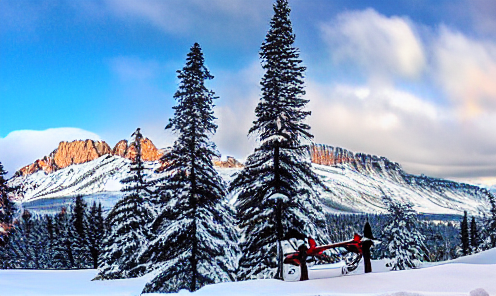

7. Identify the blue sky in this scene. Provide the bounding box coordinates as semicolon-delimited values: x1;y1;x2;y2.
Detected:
1;0;496;185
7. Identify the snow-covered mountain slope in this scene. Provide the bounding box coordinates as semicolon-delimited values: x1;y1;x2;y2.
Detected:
8;151;491;216
314;164;489;215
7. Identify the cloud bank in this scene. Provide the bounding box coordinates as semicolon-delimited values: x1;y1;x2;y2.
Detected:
320;9;426;81
308;8;496;183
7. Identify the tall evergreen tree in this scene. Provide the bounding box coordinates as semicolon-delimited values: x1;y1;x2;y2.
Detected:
7;210;38;269
230;0;327;280
460;211;469;256
382;196;427;270
98;128;153;279
71;195;91;267
52;207;77;269
141;43;237;294
0;161;15;246
87;201;105;269
470;216;479;253
27;214;54;269
72;195;87;240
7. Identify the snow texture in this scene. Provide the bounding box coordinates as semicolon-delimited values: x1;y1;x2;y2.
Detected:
1;247;496;295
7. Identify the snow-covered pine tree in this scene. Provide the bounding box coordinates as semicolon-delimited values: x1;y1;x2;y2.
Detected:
98;128;153;279
5;210;36;268
460;211;469;256
230;0;327;280
2;214;56;269
87;201;105;269
141;43;237;294
71;195;91;268
28;214;54;269
470;216;479;254
52;207;77;269
0;161;15;247
42;214;56;268
382;196;427;270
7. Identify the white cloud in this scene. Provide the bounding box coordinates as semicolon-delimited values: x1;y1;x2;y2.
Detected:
306;82;496;180
433;26;496;118
211;61;262;160
314;9;496;182
320;8;426;81
0;128;101;178
101;0;268;36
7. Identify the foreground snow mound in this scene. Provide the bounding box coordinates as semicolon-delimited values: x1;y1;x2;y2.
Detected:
450;247;496;264
0;269;153;296
2;249;496;296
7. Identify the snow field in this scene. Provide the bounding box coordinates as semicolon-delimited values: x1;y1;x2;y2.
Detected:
2;248;496;296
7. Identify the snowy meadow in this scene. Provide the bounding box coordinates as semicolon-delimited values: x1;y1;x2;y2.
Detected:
0;249;496;296
1;248;495;296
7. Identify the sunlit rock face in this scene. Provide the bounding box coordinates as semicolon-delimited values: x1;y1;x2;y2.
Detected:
16;138;163;176
213;156;244;168
54;140;109;169
125;138;163;162
112;140;128;158
310;144;402;176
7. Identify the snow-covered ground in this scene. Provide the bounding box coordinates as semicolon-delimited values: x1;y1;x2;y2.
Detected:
2;248;496;296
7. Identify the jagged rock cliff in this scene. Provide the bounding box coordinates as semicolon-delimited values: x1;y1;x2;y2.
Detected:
17;138;162;177
310;144;401;175
16;137;241;177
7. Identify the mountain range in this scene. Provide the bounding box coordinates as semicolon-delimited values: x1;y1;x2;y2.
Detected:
7;138;492;216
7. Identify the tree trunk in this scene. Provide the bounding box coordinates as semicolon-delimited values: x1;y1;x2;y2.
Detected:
274;143;284;280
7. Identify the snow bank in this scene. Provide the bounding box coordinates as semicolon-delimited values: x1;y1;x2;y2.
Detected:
450;248;496;265
0;269;152;296
2;248;496;296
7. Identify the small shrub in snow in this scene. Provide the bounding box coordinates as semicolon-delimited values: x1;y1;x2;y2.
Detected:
381;195;427;270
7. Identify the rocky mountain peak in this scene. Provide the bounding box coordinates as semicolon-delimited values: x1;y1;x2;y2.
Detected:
16;138;163;177
213;156;244;168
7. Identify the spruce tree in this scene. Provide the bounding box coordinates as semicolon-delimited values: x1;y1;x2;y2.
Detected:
28;214;53;269
470;216;479;253
141;43;237;294
87;201;105;269
52;207;77;269
72;195;87;240
230;0;327;280
0;161;15;246
460;211;469;256
7;210;37;268
71;195;91;267
382;196;427;270
98;128;153;279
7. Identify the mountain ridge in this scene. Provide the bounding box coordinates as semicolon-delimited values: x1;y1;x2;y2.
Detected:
15;138;163;177
7;140;492;216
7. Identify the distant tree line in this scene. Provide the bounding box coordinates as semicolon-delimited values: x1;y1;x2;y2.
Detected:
0;196;105;269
